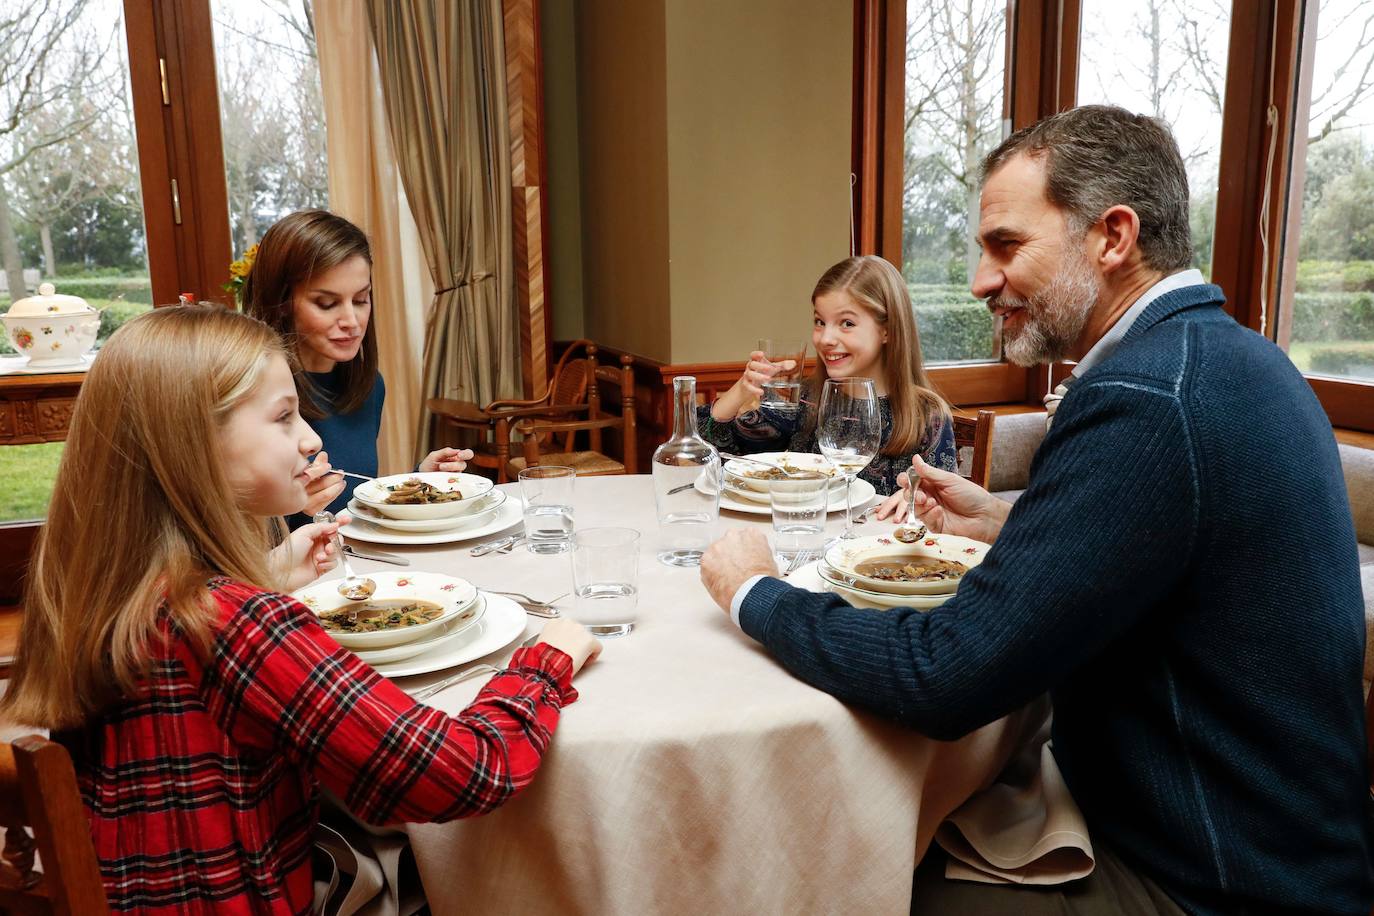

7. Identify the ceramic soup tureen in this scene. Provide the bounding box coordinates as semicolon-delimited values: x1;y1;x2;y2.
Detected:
2;283;101;369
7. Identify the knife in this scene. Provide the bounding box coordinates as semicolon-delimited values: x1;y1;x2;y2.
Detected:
470;534;518;557
341;544;410;566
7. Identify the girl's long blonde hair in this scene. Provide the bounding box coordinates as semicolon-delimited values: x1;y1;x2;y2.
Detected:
808;256;949;457
1;306;287;729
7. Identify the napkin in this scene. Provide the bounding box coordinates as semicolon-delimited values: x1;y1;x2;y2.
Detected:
934;713;1095;884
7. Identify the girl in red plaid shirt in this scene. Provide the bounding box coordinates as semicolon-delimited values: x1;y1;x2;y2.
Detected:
1;305;601;914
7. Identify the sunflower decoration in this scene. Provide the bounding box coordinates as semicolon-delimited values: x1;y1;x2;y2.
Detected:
224;244;258;304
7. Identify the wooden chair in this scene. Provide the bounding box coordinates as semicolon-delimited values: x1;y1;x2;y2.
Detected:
427;340;602;483
509;352;638;478
0;735;109;915
952;409;996;489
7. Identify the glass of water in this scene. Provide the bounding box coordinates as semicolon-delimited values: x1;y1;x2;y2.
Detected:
569;527;640;638
758;338;807;412
518;465;575;555
769;470;829;570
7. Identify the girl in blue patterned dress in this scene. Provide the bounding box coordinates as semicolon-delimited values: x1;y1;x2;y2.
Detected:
698;255;957;496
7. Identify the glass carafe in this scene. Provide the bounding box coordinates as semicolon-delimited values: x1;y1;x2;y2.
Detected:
652;376;720;566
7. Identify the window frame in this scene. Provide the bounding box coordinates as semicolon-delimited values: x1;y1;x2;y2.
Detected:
859;0;1374;430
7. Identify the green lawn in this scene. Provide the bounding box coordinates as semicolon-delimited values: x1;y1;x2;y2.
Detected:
1287;339;1374;375
0;442;63;523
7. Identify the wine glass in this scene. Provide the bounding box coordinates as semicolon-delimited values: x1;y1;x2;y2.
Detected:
817;377;880;540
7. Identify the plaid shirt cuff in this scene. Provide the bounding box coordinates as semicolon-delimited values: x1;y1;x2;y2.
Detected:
507;643;579;705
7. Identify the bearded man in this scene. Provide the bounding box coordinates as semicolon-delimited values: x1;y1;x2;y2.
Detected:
699;105;1373;913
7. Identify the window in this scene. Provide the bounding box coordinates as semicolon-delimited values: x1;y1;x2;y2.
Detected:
0;0;153;524
901;0;1009;364
1285;0;1374;382
1077;0;1232;278
211;0;329;261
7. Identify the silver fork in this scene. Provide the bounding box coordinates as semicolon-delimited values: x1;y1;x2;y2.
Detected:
409;633;542;701
482;589;566;617
781;549;820;576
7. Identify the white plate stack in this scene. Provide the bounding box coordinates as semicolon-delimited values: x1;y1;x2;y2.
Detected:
294;570;487;666
806;533;991;610
342;472;523;546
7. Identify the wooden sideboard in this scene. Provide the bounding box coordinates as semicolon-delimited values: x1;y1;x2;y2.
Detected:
0;371;85;445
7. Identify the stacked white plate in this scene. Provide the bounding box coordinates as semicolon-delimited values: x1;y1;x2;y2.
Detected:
294;570;488;666
803;532;991;610
342;472;521;546
700;452;878;515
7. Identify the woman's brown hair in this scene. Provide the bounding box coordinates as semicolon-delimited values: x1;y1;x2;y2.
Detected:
241;209;378;418
807;255;949;457
0;306;287;729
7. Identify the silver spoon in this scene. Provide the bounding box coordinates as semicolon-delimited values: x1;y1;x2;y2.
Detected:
894;464;926;543
313;510;377;600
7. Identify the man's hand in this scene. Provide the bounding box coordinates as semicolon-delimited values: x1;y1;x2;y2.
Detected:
902;454;1012;544
700;529;779;615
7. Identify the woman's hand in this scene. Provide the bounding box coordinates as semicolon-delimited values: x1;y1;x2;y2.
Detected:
271;517;347;592
533;618;603;676
420;447;475;474
302;451;346;517
710;350;796;422
896;454;1012;544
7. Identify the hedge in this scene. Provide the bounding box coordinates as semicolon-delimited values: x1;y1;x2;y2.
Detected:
1290;291;1374;342
1294;260;1374;293
910;287;995;362
1308;346;1374;379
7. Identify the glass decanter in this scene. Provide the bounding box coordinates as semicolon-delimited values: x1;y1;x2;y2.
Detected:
652;376;721;567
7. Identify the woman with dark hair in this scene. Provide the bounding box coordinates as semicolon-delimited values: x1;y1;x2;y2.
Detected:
243;209;469;520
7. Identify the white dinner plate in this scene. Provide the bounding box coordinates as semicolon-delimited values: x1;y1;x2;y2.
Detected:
346;490;506;533
697;473;877;516
823;532;989;595
294;570;479;650
368;593;527;679
352;594;488;665
792;561;953;611
341;497;522;546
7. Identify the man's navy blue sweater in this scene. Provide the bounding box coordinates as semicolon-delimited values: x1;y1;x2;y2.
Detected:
739;285;1374;913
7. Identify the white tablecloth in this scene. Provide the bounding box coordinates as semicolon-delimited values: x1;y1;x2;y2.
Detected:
335;475;1074;915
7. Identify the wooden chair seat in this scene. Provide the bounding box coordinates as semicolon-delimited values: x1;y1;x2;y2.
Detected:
506;451;626;478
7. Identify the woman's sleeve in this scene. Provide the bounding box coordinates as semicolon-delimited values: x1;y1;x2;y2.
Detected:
197;584;577;826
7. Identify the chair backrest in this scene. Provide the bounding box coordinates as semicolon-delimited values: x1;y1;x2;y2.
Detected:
586;355;638;473
545;341;599;453
952;409;995;489
0;735;109;915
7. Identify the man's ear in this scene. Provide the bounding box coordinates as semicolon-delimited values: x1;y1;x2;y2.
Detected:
1095;204;1141;275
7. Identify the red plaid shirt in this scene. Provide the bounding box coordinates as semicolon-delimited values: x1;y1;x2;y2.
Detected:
55;577;577;914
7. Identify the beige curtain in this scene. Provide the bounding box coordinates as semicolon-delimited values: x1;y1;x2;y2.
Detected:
316;0;434;474
365;0;521;458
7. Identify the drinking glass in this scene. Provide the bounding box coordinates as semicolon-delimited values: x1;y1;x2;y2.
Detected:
518;466;575;554
758;338;807;412
569;527;640;638
768;470;829;569
817;377;880;540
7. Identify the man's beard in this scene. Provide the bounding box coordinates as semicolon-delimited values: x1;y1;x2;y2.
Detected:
993;247;1101;367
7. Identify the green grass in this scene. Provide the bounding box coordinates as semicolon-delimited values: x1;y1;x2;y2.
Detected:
0;442;64;523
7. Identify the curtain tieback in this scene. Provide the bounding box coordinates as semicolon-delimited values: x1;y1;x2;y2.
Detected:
434;271;494;295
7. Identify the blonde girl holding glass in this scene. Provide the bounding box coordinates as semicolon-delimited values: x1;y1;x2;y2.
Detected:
0;305;599;914
700;255;957;496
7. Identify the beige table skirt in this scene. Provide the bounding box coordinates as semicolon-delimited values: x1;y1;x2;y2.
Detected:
330;475;1088;915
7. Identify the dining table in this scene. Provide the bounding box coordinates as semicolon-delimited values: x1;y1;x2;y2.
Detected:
328;473;1065;916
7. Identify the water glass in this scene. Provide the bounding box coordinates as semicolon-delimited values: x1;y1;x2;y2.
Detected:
519;466;575;555
758;338;807;411
569;527;640;638
769;471;829;569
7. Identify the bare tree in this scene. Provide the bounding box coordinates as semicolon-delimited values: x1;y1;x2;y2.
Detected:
0;0;109;298
903;0;1005;282
1307;4;1374;145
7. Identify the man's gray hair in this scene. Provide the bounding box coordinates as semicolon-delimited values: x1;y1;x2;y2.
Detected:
980;105;1192;272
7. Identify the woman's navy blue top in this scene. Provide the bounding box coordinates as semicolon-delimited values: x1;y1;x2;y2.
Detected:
287;367;384;528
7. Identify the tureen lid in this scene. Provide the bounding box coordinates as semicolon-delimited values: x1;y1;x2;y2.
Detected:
5;282;94;317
